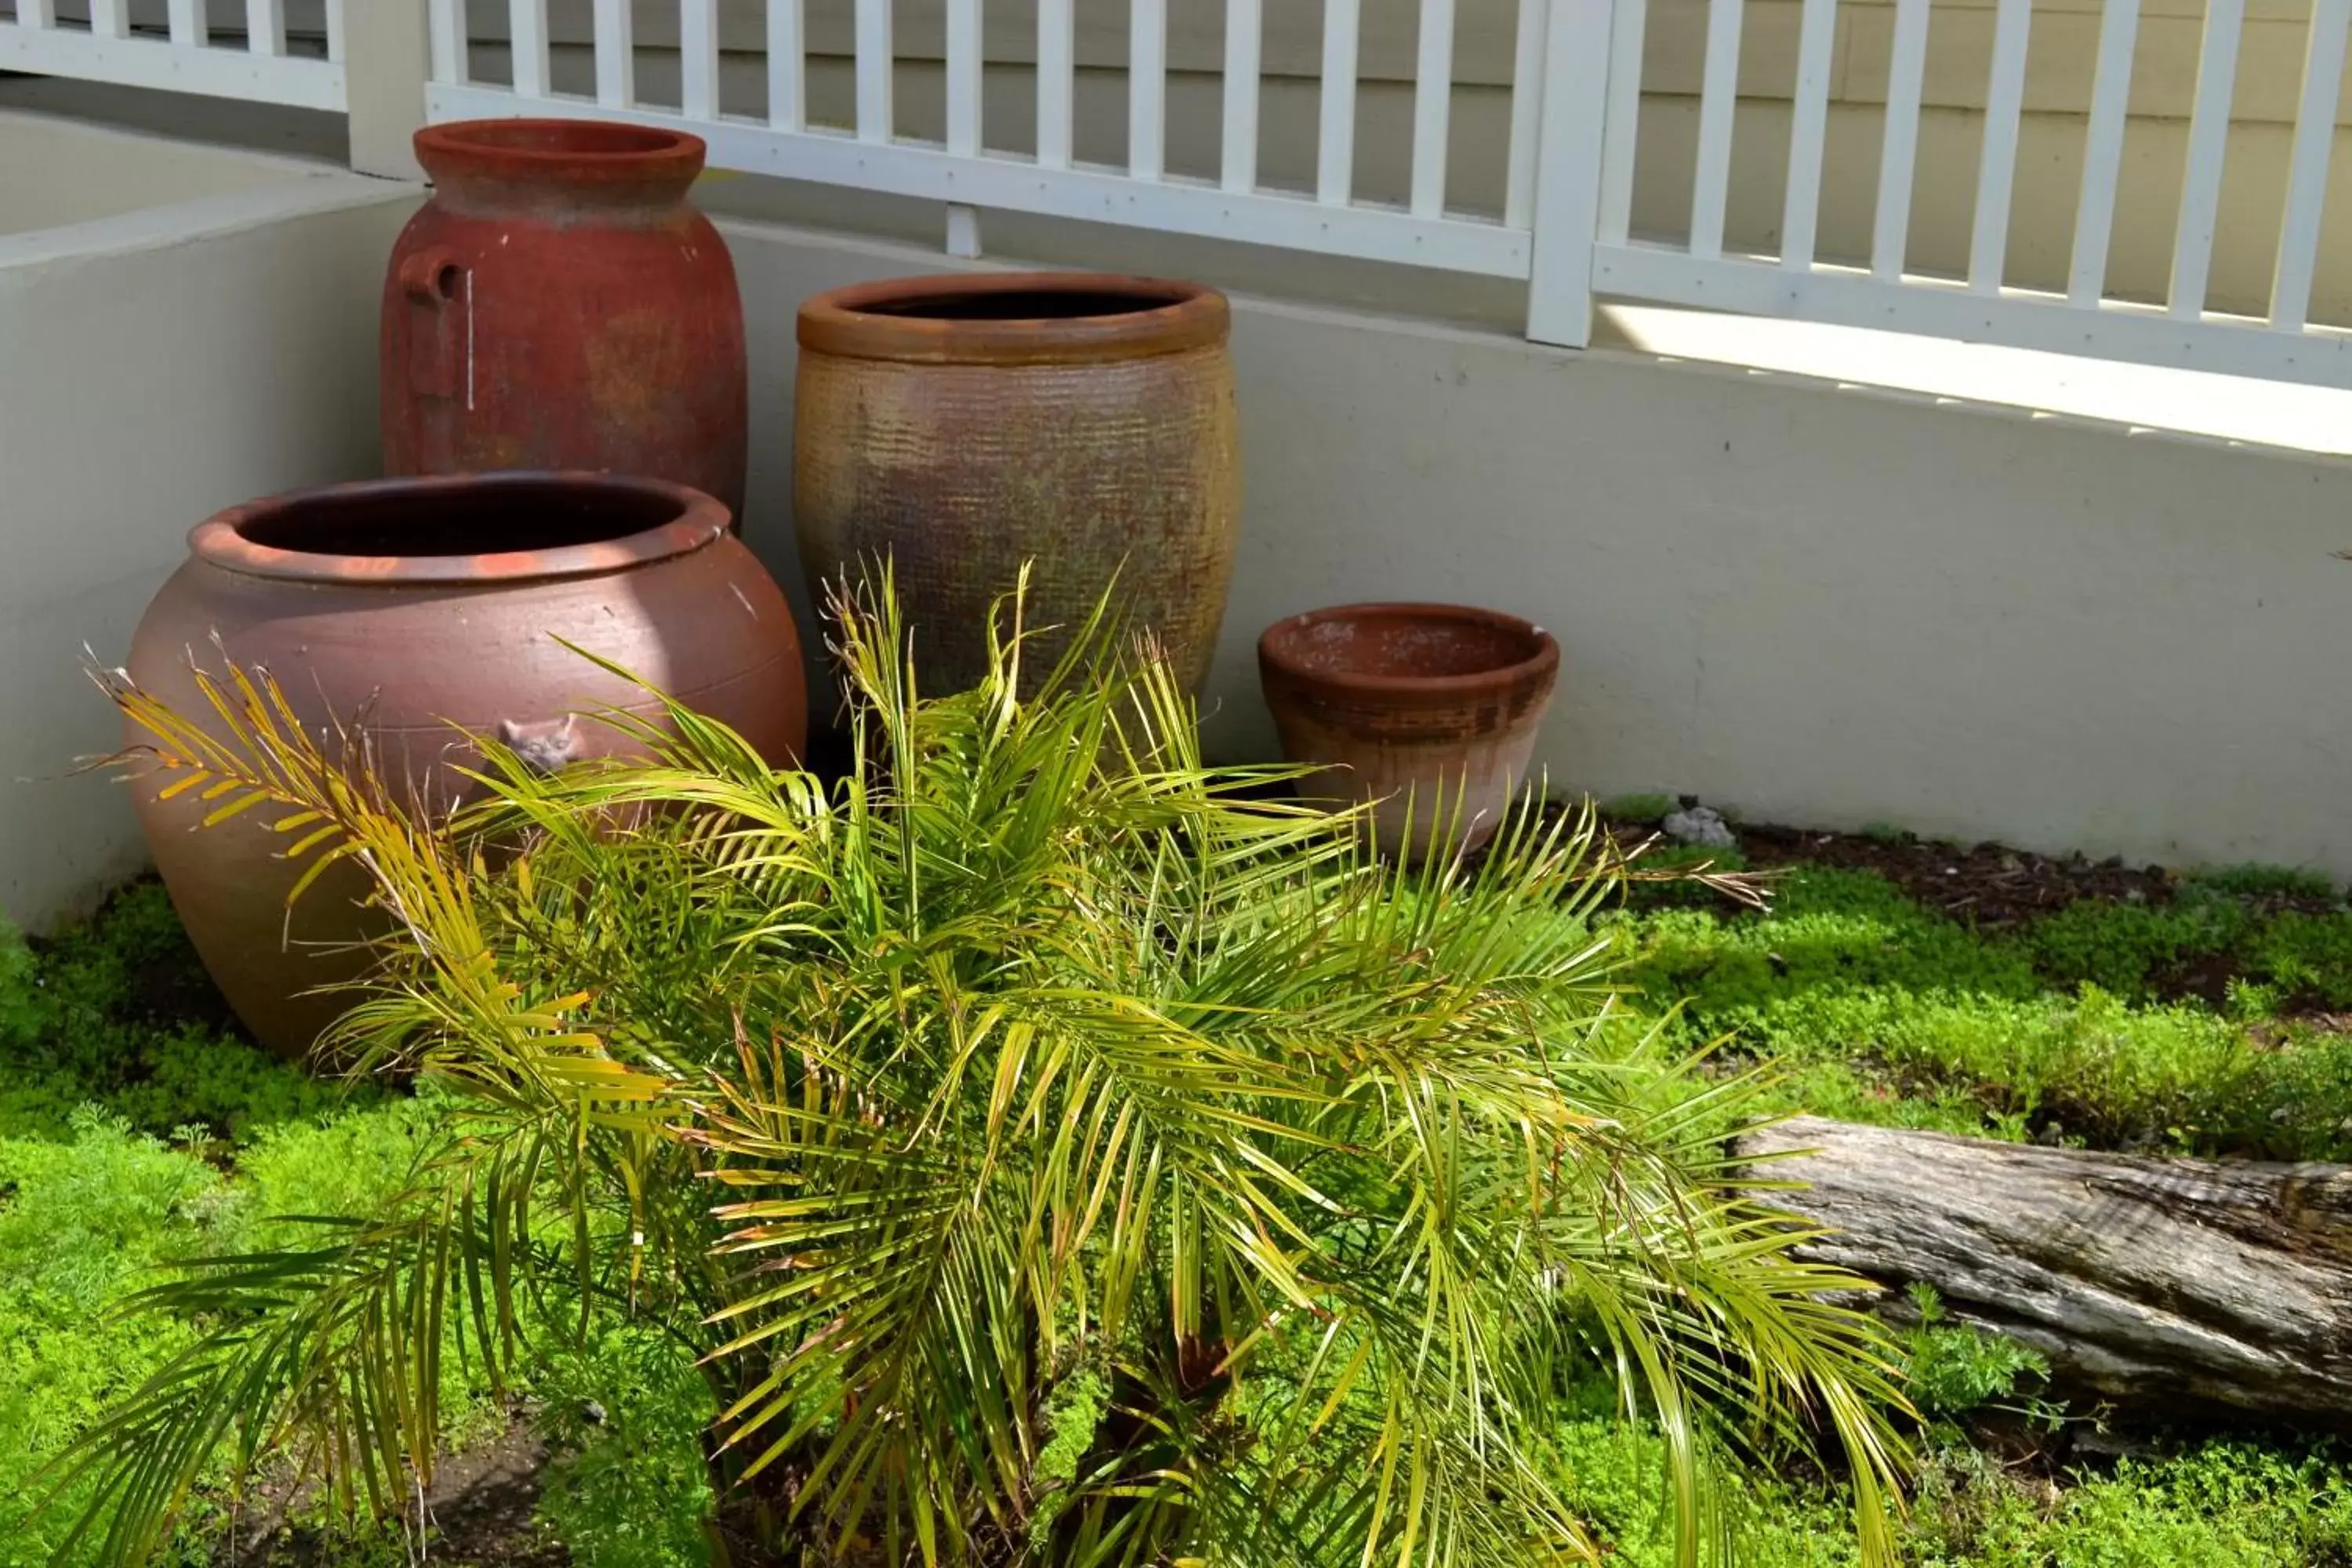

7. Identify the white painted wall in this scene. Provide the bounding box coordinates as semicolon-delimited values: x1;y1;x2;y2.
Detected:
0;112;337;234
11;90;2345;897
720;217;2352;877
0;110;418;931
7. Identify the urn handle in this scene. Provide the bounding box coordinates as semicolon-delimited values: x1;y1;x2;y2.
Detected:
397;246;466;401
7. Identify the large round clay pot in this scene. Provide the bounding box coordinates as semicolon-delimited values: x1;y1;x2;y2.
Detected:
1258;604;1559;860
125;473;806;1060
793;272;1241;695
383;120;748;518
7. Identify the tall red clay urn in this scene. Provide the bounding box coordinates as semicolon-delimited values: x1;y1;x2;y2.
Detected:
382;119;748;517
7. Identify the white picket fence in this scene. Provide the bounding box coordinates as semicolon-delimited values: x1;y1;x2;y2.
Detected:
11;0;2352;388
1591;0;2352;386
422;1;1574;291
0;0;346;111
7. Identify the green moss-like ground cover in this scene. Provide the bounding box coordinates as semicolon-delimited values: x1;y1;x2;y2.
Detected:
5;857;2349;1566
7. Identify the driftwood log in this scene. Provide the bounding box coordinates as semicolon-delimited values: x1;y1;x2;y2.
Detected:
1737;1116;2352;1421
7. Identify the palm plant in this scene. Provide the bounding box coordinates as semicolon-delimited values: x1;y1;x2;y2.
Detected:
67;574;1910;1567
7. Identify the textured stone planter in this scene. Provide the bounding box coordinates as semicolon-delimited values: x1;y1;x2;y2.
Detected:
793;271;1240;695
1258;603;1559;858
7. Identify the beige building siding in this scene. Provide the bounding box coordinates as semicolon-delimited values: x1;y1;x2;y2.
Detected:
63;0;2343;318
435;0;2352;324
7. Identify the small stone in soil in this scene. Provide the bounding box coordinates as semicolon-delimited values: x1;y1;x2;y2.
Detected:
1664;804;1737;849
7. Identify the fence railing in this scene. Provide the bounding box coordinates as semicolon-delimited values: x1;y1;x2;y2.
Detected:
12;0;2352;390
1592;0;2352;388
423;0;1568;289
0;0;345;111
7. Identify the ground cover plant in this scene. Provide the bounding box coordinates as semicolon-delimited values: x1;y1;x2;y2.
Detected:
1596;810;2352;1160
62;580;1914;1568
9;875;2350;1566
4;608;2350;1563
0;881;494;1568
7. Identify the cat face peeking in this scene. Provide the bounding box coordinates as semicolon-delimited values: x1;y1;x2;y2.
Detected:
498;713;584;774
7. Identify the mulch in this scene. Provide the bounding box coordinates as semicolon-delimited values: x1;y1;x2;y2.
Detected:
1603;808;2352;1022
1729;823;2178;933
1602;810;2343;935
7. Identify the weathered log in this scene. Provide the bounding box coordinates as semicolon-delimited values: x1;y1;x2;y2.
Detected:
1737;1116;2352;1421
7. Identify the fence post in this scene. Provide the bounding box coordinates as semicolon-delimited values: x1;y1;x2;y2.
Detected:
343;0;433;180
1526;0;1617;347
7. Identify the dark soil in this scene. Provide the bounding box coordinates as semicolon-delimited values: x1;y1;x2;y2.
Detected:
1730;823;2181;933
121;942;244;1040
1701;818;2342;933
1603;808;2350;1019
30;875;245;1036
214;1414;563;1567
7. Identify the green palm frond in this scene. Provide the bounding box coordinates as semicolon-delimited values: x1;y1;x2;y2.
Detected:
72;572;1911;1567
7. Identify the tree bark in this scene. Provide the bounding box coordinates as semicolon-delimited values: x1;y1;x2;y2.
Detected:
1737;1116;2352;1421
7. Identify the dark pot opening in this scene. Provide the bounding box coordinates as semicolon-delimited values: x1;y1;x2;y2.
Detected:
238;477;681;558
1264;607;1554;685
798;271;1229;363
858;287;1184;323
426;121;692;160
414;119;707;209
194;474;729;586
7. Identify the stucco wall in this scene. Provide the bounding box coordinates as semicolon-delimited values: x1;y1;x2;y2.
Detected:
0;112;336;235
11;98;2343;902
0;110;418;931
720;216;2352;876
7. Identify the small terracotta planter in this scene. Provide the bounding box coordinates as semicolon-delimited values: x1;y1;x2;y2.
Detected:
1258;604;1559;858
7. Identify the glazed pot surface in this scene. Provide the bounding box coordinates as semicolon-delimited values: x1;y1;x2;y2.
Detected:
383;120;749;519
794;271;1240;697
1258;604;1560;859
126;473;806;1058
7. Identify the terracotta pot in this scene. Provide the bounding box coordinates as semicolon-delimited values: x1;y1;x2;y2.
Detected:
1258;604;1560;859
793;272;1240;695
383;120;748;518
126;473;806;1060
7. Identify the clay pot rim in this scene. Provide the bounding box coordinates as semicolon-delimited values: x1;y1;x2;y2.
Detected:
1258;603;1562;705
413;118;706;190
797;272;1229;365
189;472;733;587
